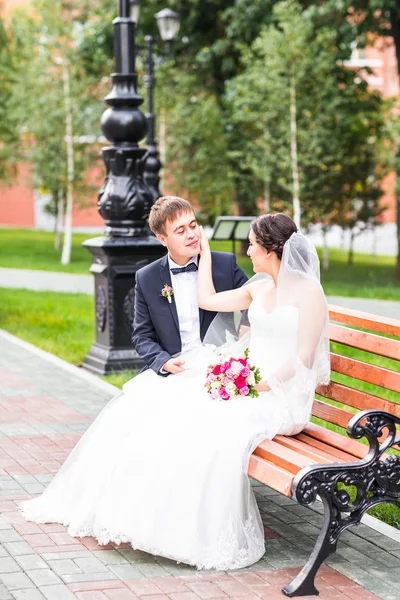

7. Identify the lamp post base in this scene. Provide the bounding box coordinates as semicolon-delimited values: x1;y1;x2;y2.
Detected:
82;235;166;375
82;342;144;375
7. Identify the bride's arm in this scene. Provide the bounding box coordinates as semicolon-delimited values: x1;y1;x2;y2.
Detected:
198;227;252;312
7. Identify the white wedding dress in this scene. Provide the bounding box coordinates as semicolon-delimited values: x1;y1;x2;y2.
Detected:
21;299;316;571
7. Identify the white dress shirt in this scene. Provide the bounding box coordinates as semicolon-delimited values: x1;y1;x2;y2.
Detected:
168;254;201;353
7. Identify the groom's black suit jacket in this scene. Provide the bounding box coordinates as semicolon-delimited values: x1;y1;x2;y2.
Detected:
132;251;248;375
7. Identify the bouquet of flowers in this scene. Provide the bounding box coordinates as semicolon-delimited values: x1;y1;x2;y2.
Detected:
205;348;262;400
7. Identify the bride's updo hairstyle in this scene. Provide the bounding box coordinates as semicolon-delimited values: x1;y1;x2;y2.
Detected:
251;213;297;260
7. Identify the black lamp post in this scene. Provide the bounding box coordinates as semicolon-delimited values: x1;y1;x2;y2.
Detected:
132;4;180;202
81;0;166;375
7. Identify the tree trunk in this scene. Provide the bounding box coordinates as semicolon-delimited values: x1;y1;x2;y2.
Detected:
340;228;346;251
371;226;377;265
54;189;64;251
289;66;301;229
60;59;74;266
322;229;329;270
348;230;355;266
235;170;258;256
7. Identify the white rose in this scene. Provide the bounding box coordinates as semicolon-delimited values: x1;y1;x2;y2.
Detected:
211;381;222;389
225;381;236;391
247;373;255;386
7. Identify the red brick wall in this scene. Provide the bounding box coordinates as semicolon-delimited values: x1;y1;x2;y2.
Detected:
0;163;35;227
72;165;104;227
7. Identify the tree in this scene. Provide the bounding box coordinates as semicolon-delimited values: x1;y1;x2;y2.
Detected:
156;65;235;222
7;0;108;262
0;18;19;182
226;0;386;248
304;0;400;276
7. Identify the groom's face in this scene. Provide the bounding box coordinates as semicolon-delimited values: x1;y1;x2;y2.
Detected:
157;210;201;264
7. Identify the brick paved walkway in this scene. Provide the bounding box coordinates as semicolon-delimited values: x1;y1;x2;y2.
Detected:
0;331;399;600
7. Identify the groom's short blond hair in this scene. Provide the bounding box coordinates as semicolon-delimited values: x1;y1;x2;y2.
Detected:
149;196;194;235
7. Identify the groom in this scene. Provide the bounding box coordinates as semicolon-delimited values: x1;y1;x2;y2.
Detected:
133;196;248;376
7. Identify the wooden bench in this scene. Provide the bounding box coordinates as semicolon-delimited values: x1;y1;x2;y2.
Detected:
248;305;400;597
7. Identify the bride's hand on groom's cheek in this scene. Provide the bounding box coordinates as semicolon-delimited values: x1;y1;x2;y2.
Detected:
162;358;186;375
199;226;211;258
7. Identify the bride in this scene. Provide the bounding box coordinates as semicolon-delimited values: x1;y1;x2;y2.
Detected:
20;213;330;571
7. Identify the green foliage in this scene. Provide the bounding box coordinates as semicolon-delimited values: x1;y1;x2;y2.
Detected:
226;0;387;230
157;65;235;222
0;18;19;181
6;0;109;214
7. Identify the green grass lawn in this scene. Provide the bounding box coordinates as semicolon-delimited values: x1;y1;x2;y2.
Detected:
0;287;94;365
1;228;400;300
0;228;92;274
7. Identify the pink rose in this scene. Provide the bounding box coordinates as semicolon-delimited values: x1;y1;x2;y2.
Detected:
230;361;243;375
207;373;216;383
239;386;250;396
240;367;250;378
226;369;234;379
238;358;247;366
221;362;231;373
235;376;247;390
219;387;230;401
222;377;230;385
213;365;221;375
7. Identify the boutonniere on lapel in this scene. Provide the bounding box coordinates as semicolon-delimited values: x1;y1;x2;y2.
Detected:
161;284;174;304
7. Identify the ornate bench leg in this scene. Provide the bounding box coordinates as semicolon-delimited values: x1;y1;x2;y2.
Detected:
282;495;336;597
282;409;400;597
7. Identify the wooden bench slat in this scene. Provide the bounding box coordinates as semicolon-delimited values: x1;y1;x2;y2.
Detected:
330;353;400;393
316;382;400;417
294;432;364;463
248;454;294;496
312;398;354;428
329;305;400;337
329;323;400;361
274;434;355;464
253;440;317;473
303;422;369;460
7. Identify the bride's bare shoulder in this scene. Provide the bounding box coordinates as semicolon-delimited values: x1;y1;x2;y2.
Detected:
247;279;274;299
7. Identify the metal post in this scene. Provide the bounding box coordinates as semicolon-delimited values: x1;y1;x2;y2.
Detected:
143;35;162;202
82;0;166;375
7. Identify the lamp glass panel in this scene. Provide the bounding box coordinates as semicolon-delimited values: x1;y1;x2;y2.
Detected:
157;16;181;41
130;2;140;23
212;221;236;240
234;220;252;240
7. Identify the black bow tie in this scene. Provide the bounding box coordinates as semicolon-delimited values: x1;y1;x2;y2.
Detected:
170;262;198;275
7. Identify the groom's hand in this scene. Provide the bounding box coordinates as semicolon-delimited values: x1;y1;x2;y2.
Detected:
162;358;186;375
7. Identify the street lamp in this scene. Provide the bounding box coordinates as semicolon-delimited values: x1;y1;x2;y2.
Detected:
129;0;140;23
133;4;181;201
82;0;166;375
155;8;181;56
